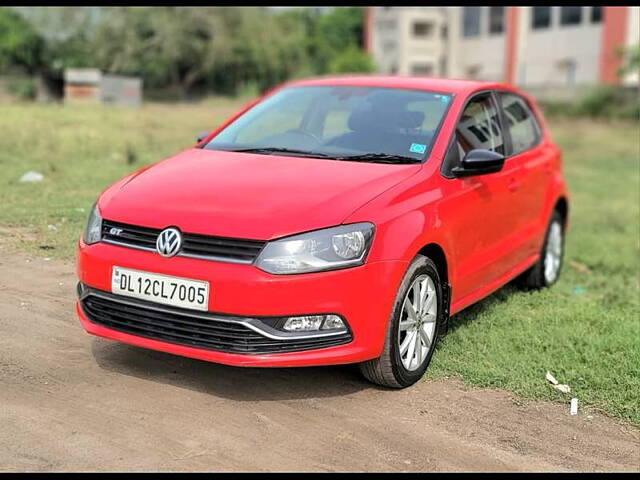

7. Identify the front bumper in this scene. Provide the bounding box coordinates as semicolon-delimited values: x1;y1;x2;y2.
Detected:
76;240;408;367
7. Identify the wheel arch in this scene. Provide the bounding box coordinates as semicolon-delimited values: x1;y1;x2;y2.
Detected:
417;242;449;285
554;196;569;230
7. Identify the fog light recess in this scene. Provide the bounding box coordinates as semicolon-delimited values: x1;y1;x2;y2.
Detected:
282;314;346;332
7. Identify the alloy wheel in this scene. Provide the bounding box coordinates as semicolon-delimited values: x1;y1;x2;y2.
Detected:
397;274;438;371
544;220;563;284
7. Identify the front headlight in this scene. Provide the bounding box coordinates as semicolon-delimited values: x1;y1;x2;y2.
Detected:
255;223;374;274
83;202;102;245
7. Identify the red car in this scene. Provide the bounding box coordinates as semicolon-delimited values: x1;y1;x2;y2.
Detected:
77;76;568;388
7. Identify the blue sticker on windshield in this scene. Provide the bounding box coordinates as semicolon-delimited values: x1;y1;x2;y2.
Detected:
410;143;427;154
434;94;450;103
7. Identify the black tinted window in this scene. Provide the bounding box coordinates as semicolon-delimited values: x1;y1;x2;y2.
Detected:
532;7;552;29
489;7;505;34
455;94;505;158
500;93;541;154
561;6;582;26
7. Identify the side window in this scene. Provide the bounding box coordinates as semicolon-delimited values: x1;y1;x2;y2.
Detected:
456;94;504;156
500;93;541;154
441;93;504;176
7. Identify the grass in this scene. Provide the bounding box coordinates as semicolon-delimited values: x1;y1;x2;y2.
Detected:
0;101;638;424
427;118;640;424
0;98;242;258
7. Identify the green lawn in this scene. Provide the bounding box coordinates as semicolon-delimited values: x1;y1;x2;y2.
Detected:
0;102;638;424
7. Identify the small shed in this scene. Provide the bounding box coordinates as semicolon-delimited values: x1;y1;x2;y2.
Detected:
63;68;101;103
64;68;142;106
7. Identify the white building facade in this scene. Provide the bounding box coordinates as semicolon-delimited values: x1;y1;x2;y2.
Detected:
365;6;639;88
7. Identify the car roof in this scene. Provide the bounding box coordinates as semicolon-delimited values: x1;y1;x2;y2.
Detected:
283;75;515;97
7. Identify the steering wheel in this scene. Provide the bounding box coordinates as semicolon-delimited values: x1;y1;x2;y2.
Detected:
287;128;321;144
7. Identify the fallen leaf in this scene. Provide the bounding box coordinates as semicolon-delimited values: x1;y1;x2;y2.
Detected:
570;260;591;273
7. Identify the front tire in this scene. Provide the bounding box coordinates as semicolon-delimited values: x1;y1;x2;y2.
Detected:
359;255;445;388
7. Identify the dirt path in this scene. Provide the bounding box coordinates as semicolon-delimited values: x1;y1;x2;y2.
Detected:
0;245;638;472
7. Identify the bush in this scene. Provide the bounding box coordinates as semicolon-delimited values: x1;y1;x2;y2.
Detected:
540;86;639;121
235;80;260;100
7;76;36;101
575;85;619;117
328;45;375;74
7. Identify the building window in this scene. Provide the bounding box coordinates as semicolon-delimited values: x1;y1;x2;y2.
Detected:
560;6;582;26
411;63;434;76
489;6;505;34
462;7;481;37
466;65;481;79
590;6;602;23
413;21;434;38
441;24;448;39
532;6;552;29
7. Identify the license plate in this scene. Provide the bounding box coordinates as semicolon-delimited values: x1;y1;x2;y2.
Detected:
111;266;209;311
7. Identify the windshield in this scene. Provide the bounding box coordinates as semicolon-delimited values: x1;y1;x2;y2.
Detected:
203;86;452;163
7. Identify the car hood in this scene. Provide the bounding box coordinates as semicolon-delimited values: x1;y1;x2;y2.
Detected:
99;148;420;240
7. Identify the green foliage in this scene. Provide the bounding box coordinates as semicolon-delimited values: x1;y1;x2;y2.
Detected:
0;7;44;72
540;86;640;121
1;6;371;99
88;6;321;97
575;86;619;117
314;7;367;72
618;44;640;77
328;44;375;74
92;7;222;95
6;75;35;100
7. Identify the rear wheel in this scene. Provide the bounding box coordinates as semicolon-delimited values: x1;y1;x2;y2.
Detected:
517;210;565;289
359;255;445;388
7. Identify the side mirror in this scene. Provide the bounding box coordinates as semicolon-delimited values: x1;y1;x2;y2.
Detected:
452;149;505;177
196;132;209;143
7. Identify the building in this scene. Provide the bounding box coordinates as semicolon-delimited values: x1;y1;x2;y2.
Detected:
365;6;639;90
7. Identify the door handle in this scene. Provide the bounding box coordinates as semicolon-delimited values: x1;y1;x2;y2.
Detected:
508;177;521;192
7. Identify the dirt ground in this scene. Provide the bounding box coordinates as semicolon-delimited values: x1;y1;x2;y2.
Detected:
0;245;638;472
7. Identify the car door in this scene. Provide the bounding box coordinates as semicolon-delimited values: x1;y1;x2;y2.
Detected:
497;91;551;262
438;91;522;305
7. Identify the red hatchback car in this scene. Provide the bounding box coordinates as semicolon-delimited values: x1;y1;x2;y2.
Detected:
77;76;568;388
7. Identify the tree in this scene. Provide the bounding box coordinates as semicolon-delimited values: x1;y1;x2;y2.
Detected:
314;7;367;72
618;44;640;79
0;7;94;100
0;8;45;75
91;7;224;97
328;44;375;74
1;6;373;100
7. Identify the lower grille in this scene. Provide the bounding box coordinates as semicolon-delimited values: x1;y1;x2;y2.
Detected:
80;288;352;355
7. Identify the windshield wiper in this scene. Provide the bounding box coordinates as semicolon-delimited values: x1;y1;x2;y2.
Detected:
223;147;332;158
334;153;422;164
221;148;421;164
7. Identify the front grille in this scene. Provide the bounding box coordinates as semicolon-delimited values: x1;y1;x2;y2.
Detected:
101;220;266;264
80;288;352;355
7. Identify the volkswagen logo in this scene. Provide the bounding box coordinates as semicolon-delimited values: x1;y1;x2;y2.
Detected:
156;227;182;258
